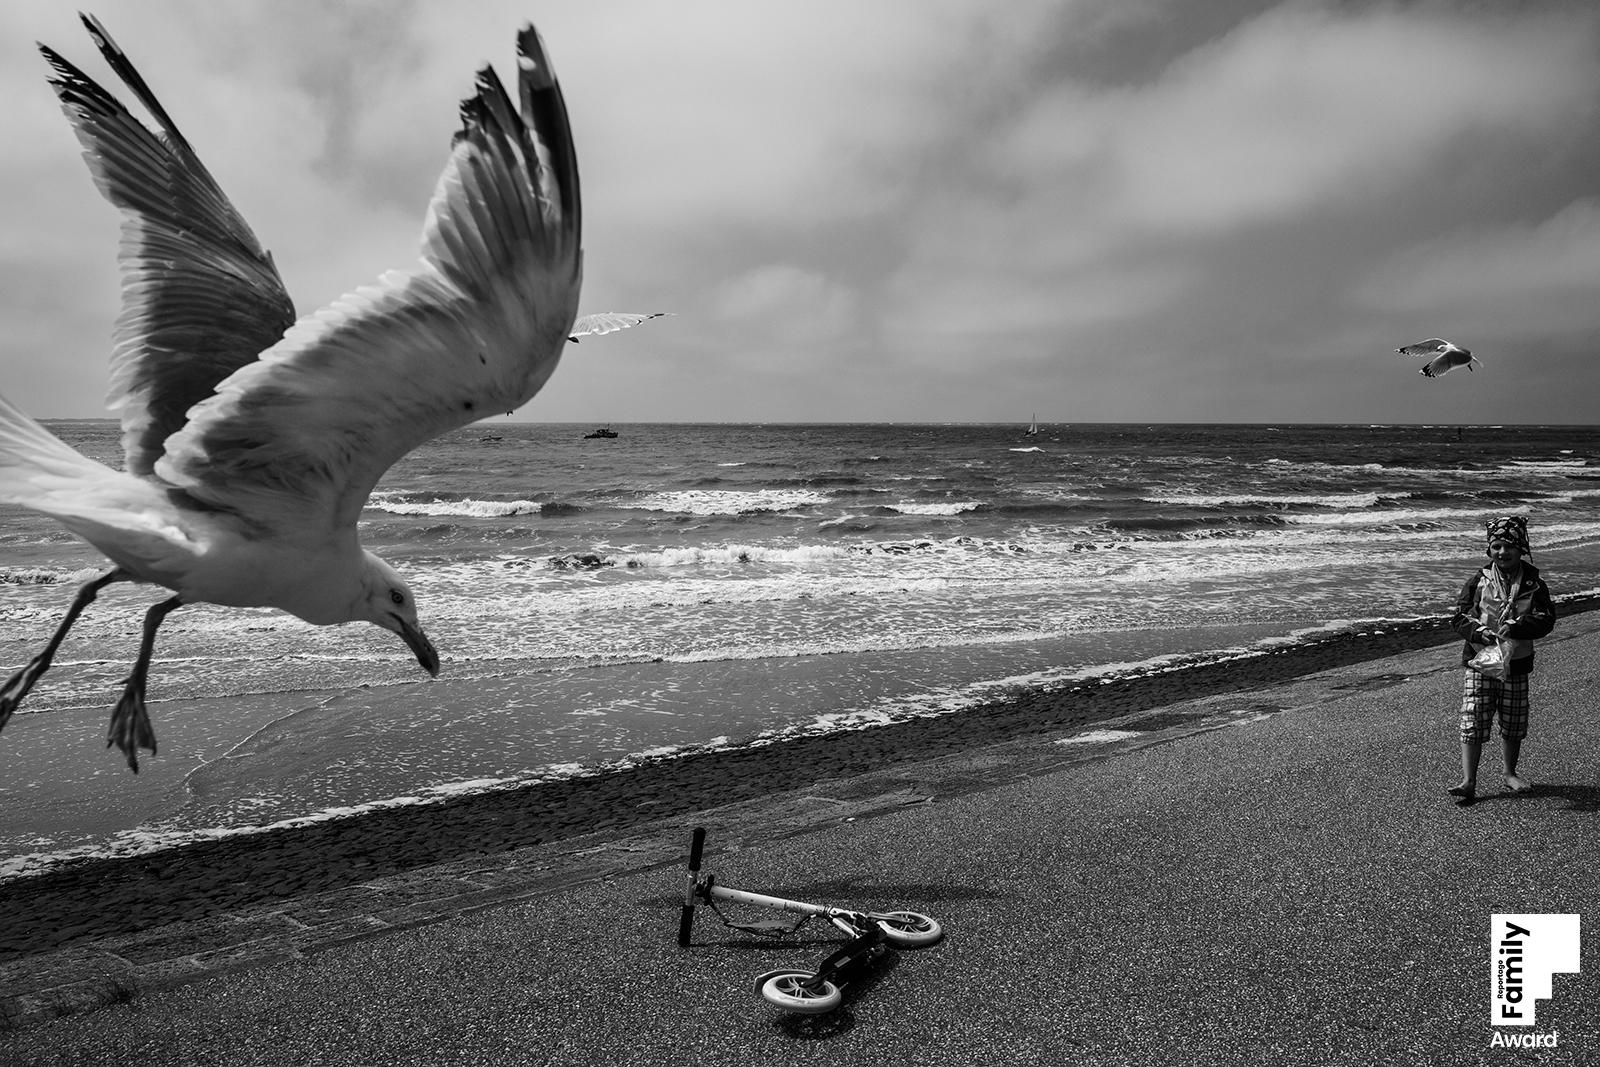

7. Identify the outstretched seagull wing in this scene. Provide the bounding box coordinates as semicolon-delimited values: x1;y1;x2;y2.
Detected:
156;25;582;538
568;311;672;342
41;15;297;479
1396;338;1451;358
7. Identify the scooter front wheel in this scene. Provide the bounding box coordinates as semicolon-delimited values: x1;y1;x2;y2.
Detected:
758;969;843;1014
874;910;943;947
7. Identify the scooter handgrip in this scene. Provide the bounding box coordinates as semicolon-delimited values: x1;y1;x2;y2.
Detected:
678;826;708;946
687;826;706;872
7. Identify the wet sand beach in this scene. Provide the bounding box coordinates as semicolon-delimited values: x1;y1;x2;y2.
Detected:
0;609;1535;959
3;604;1599;1063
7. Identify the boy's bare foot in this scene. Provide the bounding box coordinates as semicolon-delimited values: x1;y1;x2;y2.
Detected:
1506;774;1533;793
1449;783;1476;806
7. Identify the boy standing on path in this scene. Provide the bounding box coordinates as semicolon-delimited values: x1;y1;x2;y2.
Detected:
1448;516;1556;806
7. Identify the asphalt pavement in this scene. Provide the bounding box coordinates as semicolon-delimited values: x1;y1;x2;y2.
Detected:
3;614;1598;1066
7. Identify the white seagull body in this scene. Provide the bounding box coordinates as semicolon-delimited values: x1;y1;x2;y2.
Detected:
1397;338;1481;378
0;17;588;770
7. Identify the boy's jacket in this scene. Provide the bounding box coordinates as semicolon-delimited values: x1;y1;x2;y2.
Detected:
1450;562;1557;676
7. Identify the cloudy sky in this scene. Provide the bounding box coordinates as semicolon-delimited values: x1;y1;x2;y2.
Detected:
2;0;1597;425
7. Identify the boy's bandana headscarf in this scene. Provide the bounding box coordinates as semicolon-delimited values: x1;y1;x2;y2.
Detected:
1486;515;1531;555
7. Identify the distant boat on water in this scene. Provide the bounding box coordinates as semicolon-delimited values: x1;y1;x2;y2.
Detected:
1024;414;1039;437
584;425;618;439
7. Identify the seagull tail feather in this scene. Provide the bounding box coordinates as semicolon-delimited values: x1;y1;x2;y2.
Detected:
0;393;117;506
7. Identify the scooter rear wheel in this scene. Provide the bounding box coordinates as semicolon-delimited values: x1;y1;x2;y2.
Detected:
758;969;843;1014
874;910;943;947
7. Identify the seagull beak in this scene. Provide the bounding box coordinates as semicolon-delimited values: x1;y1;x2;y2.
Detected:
396;618;440;676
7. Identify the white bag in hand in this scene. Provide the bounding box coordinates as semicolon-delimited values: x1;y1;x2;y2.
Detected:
1468;640;1510;681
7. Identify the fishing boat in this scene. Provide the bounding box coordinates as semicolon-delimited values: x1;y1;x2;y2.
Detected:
584;425;618;439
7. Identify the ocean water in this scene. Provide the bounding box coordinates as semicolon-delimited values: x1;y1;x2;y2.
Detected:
4;421;1600;871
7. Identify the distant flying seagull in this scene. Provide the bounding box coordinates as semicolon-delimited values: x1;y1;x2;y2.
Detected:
0;17;584;771
1397;338;1481;378
568;311;673;342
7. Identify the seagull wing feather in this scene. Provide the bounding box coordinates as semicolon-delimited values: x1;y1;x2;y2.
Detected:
155;25;582;536
569;311;673;340
1396;338;1452;358
41;17;296;478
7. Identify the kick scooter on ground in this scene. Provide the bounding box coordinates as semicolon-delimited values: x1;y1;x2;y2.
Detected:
677;826;944;1014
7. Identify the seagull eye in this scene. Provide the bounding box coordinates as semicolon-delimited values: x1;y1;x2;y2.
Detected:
390;590;406;606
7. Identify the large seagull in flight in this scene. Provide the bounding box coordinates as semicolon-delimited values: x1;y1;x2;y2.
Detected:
0;17;656;770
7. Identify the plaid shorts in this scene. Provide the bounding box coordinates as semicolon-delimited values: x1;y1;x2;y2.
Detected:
1459;669;1530;743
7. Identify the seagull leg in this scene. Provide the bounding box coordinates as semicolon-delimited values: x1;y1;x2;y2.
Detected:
0;568;130;734
107;595;182;773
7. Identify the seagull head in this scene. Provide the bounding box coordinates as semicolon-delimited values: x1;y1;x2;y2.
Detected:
360;551;440;677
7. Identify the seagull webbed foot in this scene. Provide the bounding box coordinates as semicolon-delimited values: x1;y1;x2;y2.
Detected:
107;681;158;774
106;594;181;772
